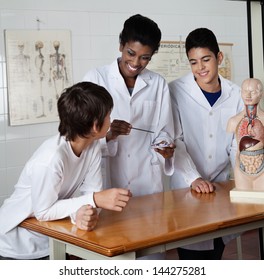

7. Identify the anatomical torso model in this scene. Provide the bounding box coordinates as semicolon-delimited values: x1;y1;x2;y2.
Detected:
227;78;264;191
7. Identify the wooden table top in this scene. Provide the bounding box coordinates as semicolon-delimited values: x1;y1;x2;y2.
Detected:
20;181;264;257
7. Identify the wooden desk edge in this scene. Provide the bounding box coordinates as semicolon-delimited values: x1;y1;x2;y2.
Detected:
19;181;264;258
19;218;125;257
20;215;264;257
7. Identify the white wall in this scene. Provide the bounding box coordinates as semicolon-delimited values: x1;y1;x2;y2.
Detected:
0;0;249;206
249;1;264;110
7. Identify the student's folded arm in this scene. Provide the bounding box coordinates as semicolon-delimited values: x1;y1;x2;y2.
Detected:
32;156;102;222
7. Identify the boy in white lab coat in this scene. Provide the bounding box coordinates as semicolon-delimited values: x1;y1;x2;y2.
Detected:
169;28;244;259
0;81;131;259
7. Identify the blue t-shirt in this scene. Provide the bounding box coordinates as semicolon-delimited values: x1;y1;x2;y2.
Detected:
201;88;221;107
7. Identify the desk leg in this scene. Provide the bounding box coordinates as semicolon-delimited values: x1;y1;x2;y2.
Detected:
236;236;243;260
49;238;66;260
259;228;264;260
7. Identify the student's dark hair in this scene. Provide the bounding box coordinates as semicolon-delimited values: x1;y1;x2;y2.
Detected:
58;82;113;141
119;14;161;54
185;28;220;58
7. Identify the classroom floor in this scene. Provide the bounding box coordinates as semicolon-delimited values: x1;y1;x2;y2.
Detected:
222;229;261;260
165;229;261;260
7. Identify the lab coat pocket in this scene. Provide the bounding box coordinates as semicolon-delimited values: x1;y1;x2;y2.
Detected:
143;101;158;127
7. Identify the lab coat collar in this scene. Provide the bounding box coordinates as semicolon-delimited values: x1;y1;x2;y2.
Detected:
181;72;211;110
181;72;232;110
133;69;151;96
216;75;232;105
109;59;150;97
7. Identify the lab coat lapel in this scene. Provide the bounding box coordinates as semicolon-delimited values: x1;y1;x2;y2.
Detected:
214;75;231;106
132;69;149;96
110;61;131;98
110;60;149;97
183;73;211;110
113;76;130;98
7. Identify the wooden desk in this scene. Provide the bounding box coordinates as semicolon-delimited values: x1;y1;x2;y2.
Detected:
20;181;264;260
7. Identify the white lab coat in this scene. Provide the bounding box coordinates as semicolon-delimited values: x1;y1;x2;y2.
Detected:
170;72;243;188
169;72;244;250
83;59;174;196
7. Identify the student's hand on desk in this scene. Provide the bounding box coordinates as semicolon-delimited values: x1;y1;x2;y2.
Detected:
75;205;98;231
106;119;132;142
191;178;215;193
154;142;176;159
190;188;216;201
94;188;132;211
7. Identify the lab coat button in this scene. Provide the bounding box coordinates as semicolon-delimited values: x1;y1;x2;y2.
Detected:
208;155;212;159
209;112;213;116
209;134;213;138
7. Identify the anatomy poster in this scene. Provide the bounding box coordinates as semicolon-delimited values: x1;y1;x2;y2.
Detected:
5;30;73;126
148;41;233;83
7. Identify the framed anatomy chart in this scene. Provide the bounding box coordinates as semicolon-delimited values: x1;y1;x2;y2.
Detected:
147;41;233;83
5;30;73;126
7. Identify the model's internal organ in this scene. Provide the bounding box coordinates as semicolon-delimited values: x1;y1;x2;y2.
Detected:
237;118;264;175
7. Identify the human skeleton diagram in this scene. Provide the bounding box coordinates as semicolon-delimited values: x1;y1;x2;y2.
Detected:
14;42;32;81
34;40;46;117
11;41;32;120
49;40;69;99
227;78;264;191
